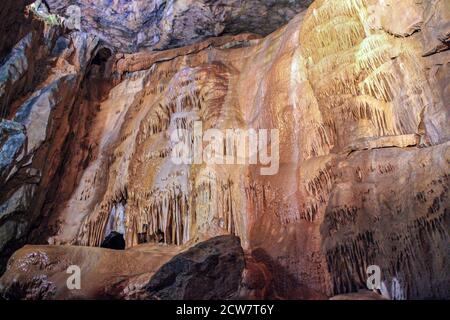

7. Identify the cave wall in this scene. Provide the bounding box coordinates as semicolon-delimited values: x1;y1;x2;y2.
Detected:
45;0;313;52
0;0;448;299
0;0;35;62
0;14;101;273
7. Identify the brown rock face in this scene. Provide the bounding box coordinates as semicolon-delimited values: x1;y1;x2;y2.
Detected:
0;0;449;300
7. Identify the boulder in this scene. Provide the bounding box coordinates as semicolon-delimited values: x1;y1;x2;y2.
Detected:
144;235;245;300
0;244;182;299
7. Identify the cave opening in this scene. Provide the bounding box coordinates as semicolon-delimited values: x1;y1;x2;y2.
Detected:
89;47;113;78
0;0;448;301
84;46;114;101
91;47;112;66
103;200;127;246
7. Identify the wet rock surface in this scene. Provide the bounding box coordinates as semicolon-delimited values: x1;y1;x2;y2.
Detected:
0;0;35;62
0;243;183;299
0;25;100;274
0;236;244;300
101;231;126;250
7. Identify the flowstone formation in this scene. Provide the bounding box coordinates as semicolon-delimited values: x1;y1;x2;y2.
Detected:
0;0;449;300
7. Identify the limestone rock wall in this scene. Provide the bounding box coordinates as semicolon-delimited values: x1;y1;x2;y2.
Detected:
45;0;312;52
0;22;100;274
0;242;183;299
0;0;448;299
0;0;35;62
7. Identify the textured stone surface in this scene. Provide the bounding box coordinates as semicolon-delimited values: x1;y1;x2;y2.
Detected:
15;74;78;154
0;33;40;119
143;235;244;300
0;121;26;177
45;0;312;52
0;0;449;300
420;0;450;56
322;143;449;299
0;28;100;274
0;18;70;120
0;243;183;299
0;236;244;300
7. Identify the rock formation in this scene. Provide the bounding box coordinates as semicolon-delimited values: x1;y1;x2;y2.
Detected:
44;0;313;52
0;0;449;300
0;240;184;299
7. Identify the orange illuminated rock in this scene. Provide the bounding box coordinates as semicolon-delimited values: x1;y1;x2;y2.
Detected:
0;0;449;299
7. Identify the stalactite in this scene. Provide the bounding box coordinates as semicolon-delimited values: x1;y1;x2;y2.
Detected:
333;95;396;136
302;0;368;37
134;186;190;246
304;16;365;61
299;0;431;153
359;60;396;102
325;230;380;295
299;0;449;298
323;171;449;298
325;205;359;236
136;64;229;146
306;166;334;199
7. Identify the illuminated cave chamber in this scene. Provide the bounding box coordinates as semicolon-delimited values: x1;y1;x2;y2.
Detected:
0;0;448;300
